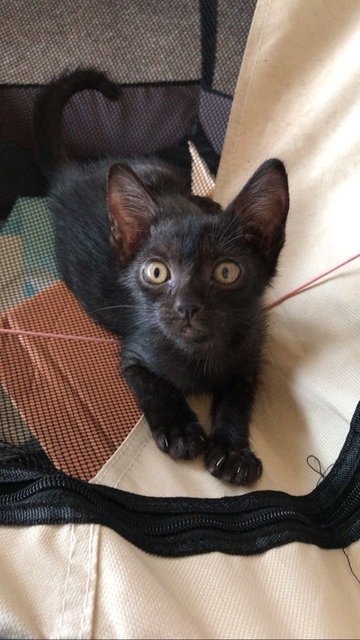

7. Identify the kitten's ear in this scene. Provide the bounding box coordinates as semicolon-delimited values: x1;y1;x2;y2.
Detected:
226;159;289;273
107;164;156;263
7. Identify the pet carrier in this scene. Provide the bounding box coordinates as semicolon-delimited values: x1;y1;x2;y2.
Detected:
1;0;360;638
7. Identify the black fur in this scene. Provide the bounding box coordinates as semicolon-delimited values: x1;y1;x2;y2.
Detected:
34;69;290;485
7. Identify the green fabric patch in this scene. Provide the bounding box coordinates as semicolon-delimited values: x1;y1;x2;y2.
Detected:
1;197;60;305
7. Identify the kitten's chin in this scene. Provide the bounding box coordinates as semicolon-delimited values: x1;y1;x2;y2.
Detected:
175;326;212;352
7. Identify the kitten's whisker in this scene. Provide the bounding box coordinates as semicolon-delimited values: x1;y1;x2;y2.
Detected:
91;304;135;313
219;233;245;250
194;357;203;379
214;217;236;244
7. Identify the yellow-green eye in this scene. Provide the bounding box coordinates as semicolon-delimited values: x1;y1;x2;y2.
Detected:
212;261;241;285
143;260;170;284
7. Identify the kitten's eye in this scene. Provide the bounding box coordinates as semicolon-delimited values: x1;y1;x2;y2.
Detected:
143;260;170;284
212;261;241;285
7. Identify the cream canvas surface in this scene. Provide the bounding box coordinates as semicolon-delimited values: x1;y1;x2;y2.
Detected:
1;0;360;638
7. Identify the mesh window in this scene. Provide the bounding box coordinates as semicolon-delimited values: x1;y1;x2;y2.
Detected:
0;0;257;481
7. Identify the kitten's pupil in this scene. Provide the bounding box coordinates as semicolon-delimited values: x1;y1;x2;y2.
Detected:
143;260;169;284
212;261;241;284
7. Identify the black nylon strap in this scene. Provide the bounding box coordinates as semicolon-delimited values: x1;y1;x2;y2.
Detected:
200;0;218;89
0;404;359;558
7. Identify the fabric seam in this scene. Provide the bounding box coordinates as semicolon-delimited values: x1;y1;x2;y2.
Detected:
56;523;76;638
79;524;97;640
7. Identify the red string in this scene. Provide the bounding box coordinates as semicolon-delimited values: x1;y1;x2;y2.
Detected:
0;327;117;345
264;251;360;311
0;252;359;344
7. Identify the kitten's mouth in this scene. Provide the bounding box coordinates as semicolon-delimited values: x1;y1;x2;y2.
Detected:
179;322;207;342
158;314;210;346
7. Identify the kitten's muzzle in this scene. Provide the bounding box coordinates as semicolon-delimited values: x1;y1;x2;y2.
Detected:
177;303;208;341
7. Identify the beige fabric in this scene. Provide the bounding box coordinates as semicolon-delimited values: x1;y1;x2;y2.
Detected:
2;0;360;638
0;524;99;639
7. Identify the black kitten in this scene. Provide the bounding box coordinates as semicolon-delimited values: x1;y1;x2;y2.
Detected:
34;70;289;485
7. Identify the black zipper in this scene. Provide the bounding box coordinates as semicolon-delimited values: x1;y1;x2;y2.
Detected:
1;469;359;536
0;402;359;557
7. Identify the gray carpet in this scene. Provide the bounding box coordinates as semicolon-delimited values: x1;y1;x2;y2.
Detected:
1;0;200;85
214;0;257;95
0;0;256;95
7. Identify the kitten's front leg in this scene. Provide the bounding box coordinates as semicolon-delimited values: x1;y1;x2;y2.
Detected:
205;375;262;485
122;363;207;459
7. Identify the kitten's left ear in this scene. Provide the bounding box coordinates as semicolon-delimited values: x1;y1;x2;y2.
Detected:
107;164;157;263
226;159;289;274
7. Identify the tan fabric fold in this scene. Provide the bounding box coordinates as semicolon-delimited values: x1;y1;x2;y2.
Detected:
89;1;360;637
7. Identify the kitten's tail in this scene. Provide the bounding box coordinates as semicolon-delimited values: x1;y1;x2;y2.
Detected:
33;68;120;174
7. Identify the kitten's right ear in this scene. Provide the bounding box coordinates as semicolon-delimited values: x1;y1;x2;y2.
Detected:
226;159;289;275
107;164;157;263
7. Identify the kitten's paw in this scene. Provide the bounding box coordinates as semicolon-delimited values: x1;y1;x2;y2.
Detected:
153;422;207;460
205;437;262;485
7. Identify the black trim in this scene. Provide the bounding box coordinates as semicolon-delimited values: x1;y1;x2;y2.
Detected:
0;81;233;100
0;403;360;557
200;0;218;89
0;80;201;91
200;86;232;100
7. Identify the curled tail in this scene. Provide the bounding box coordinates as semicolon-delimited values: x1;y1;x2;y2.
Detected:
33;68;120;174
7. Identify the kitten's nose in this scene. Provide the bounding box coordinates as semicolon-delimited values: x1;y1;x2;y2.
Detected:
176;302;200;322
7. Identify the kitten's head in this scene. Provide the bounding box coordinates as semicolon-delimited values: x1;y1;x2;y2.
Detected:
106;159;289;354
